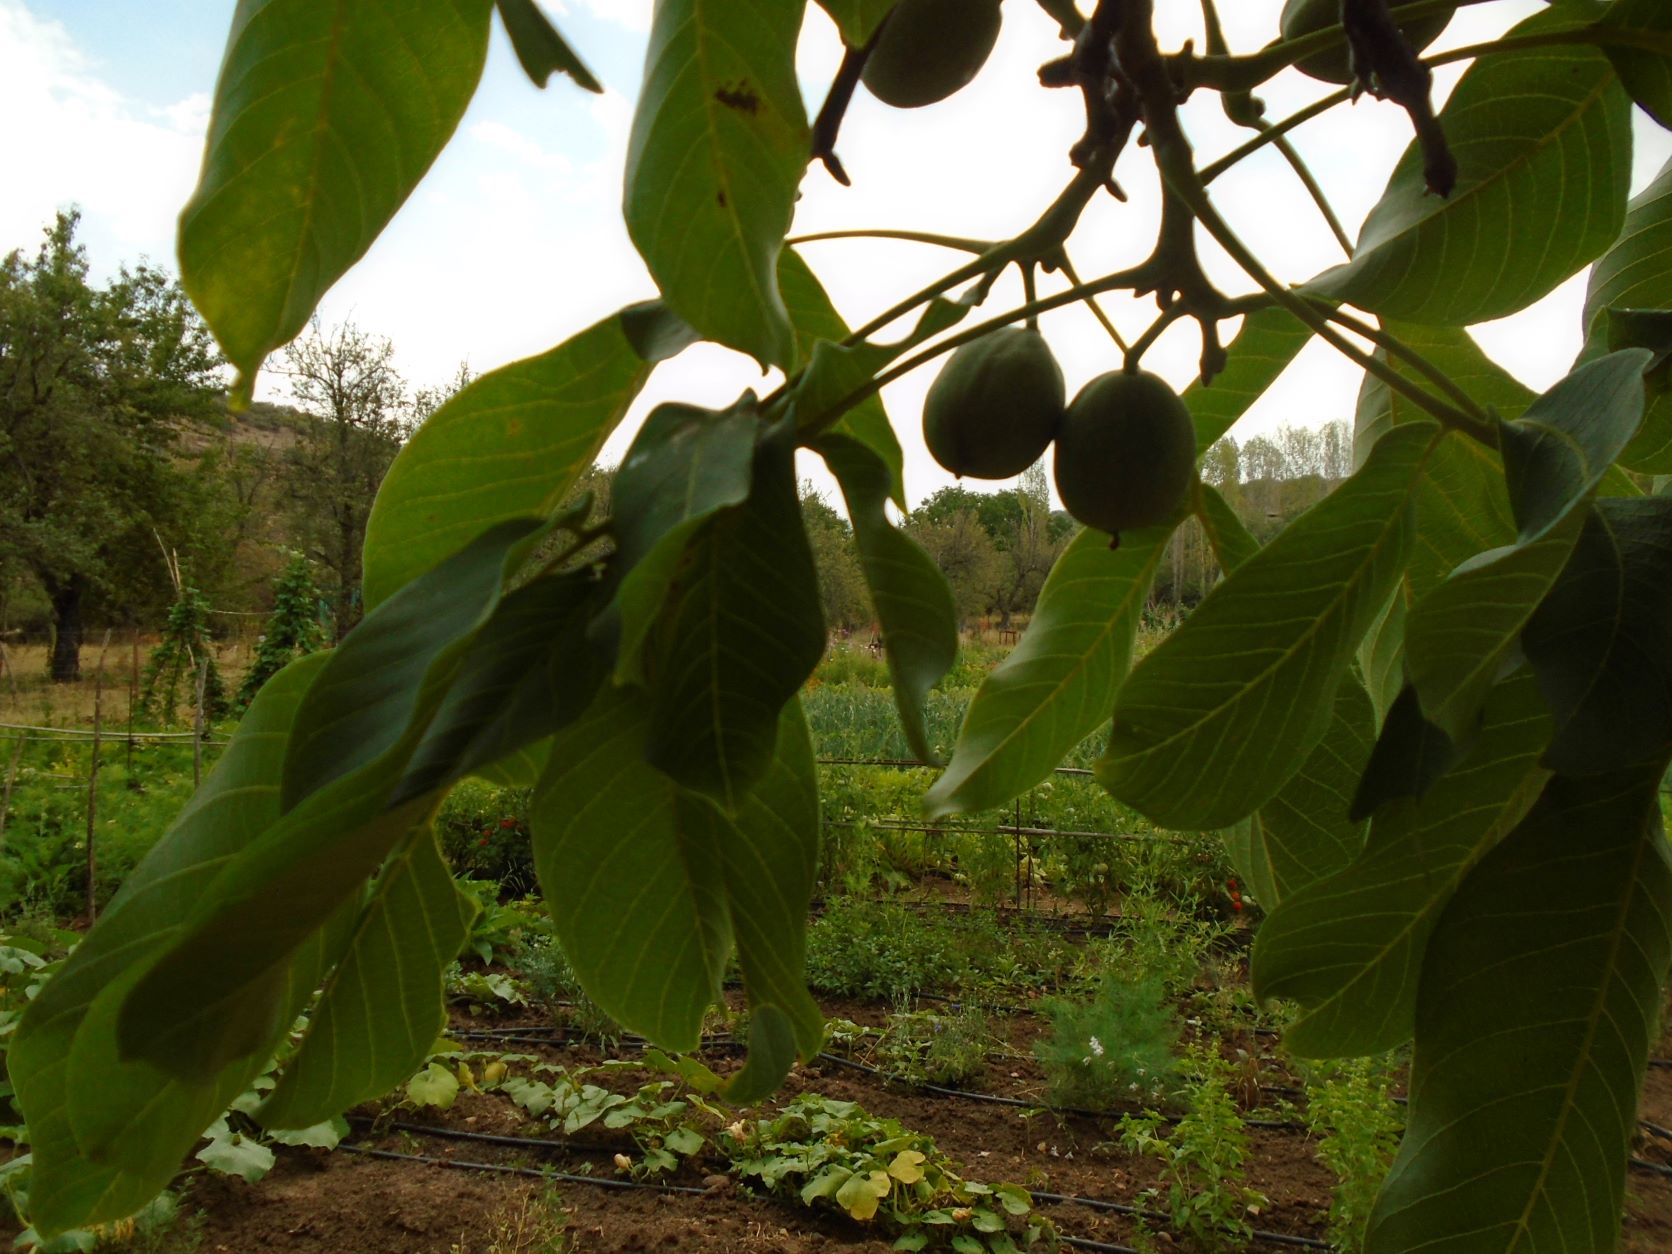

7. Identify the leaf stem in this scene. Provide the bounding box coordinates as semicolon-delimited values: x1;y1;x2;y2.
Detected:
786;228;992;253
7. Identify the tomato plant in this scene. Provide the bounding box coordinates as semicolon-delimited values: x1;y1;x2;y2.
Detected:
14;2;1672;1250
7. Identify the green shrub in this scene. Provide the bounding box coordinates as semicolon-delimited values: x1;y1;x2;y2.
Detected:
515;933;619;1043
805;899;969;1000
436;779;536;895
1035;971;1177;1109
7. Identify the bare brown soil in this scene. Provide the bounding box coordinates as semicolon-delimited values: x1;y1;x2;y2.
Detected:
136;1000;1672;1254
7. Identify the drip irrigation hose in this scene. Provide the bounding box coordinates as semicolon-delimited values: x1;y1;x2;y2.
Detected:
345;1116;623;1158
1032;1189;1332;1250
335;1142;707;1194
812;1051;1309;1131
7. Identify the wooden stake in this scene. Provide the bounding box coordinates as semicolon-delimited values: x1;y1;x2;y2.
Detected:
193;656;208;790
0;643;22;851
86;629;112;923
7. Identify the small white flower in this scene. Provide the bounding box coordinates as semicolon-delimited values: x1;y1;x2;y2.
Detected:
1088;1035;1105;1058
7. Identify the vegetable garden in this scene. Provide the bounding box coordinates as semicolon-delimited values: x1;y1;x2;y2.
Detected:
5;0;1672;1251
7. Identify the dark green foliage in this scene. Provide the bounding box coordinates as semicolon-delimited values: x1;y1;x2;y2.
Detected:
137;587;227;724
1035;972;1178;1109
236;554;326;709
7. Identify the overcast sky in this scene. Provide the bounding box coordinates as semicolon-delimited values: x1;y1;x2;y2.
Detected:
5;0;1669;507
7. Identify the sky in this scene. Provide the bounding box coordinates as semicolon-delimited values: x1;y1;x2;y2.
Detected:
4;0;1670;508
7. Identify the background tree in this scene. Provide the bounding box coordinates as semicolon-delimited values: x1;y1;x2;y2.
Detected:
0;212;222;681
800;487;870;631
277;319;409;640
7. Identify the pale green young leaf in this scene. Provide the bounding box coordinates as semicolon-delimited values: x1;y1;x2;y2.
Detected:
117;521;543;1077
179;0;494;398
1404;352;1649;741
363;306;687;611
1229;675;1375;909
624;0;808;369
1583;156;1672;473
1305;10;1632;326
1100;423;1436;830
406;1062;461;1110
779;249;906;507
495;0;602;91
1523;498;1672;775
818;434;957;765
10;657;331;1236
1253;671;1552;1057
194;1122;274;1184
643;428;826;808
1358;589;1406;723
925;524;1171;817
258;825;475;1130
1365;770;1672;1253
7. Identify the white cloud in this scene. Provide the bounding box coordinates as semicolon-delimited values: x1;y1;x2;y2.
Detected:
0;1;205;261
8;0;1670;509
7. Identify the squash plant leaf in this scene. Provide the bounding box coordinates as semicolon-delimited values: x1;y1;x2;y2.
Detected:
1366;768;1672;1252
363;305;687;611
624;0;808;369
1305;8;1632;327
179;0;494;400
925;523;1171;818
817;434;957;765
1254;670;1553;1058
1100;422;1436;830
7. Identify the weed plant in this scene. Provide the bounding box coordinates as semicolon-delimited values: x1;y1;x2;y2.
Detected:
877;1001;990;1088
515;934;619;1043
448;1187;568;1254
1036;972;1178;1109
1304;1056;1403;1253
1118;1045;1267;1252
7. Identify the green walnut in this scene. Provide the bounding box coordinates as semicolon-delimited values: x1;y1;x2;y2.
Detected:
1053;370;1195;536
862;0;1004;109
923;327;1065;480
1280;0;1454;85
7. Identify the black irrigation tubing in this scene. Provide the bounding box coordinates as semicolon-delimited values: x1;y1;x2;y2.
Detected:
823;817;1201;847
335;1142;708;1194
347;1116;625;1159
1031;1190;1333;1251
815;757;1096;779
335;1137;1165;1254
811;1051;1309;1132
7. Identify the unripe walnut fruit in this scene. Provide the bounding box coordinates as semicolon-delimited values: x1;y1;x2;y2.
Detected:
1280;0;1454;85
1053;370;1195;536
862;0;1004;109
922;327;1065;480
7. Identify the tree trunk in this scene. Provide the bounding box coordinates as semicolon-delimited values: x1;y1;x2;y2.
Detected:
49;578;84;683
